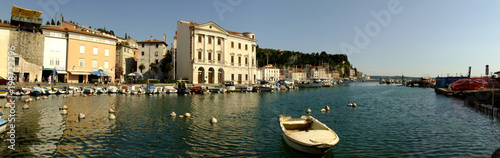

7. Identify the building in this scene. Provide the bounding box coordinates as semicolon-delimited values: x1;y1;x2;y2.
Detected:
309;66;327;79
41;26;68;82
260;64;280;82
136;35;168;79
116;37;138;82
0;23;16;79
287;69;307;81
327;71;340;79
176;20;257;84
63;22;117;83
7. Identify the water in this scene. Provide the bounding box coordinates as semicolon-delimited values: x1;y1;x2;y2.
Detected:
0;82;499;157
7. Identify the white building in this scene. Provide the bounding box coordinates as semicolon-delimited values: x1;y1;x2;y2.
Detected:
287;69;307;81
176;21;257;84
309;66;327;79
41;26;68;81
260;64;280;82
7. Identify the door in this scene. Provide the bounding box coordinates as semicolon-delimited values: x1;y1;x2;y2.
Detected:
238;74;242;84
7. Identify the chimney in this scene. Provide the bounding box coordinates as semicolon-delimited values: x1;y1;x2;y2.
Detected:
150;36;153;42
163;34;166;42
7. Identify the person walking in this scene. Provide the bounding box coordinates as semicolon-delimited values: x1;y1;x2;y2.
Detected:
48;75;52;85
35;75;38;83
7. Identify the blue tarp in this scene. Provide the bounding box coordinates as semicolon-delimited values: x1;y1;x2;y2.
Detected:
90;71;108;77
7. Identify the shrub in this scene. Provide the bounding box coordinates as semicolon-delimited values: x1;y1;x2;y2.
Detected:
164;79;177;83
149;79;159;84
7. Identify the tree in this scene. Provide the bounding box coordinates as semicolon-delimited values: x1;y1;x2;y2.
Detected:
109;30;114;35
165;62;174;79
139;64;145;74
2;20;8;24
125;33;127;39
56;21;60;26
50;19;55;25
149;62;157;79
45;21;50;25
115;63;124;80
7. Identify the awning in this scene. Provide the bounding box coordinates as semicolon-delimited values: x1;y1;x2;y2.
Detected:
90;71;108;77
68;71;91;75
56;70;67;74
127;72;142;77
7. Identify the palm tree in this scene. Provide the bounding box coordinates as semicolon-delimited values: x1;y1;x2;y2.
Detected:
149;63;157;79
139;64;145;74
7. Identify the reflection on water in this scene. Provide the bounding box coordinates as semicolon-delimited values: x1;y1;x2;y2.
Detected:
0;82;498;157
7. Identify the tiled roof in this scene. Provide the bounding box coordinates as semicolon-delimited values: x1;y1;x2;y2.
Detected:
0;23;16;28
67;29;117;40
137;39;165;43
41;26;67;32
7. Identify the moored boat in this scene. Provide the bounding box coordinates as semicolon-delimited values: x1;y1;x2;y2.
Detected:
82;87;94;94
297;80;323;88
0;112;7;134
279;114;339;155
224;81;236;92
0;90;8;98
120;85;130;94
107;86;119;93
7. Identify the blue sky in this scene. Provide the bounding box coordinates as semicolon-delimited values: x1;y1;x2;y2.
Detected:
1;0;499;77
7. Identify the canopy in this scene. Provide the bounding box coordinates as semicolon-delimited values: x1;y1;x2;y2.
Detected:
56;70;67;74
90;71;108;77
127;72;142;77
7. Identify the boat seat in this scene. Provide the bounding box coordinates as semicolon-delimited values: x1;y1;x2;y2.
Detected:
283;120;309;130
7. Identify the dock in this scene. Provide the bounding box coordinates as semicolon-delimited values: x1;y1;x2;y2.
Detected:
435;88;500;117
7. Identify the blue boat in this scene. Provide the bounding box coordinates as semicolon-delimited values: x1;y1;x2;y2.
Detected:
176;81;191;94
30;87;43;96
0;112;8;133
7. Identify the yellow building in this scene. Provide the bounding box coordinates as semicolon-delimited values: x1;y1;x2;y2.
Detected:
65;28;117;83
0;23;16;79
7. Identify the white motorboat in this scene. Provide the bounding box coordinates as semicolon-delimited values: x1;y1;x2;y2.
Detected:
82;87;94;94
94;87;106;93
224;81;236;92
107;86;119;93
130;85;143;95
279;115;339;155
163;85;177;93
297;80;323;88
120;86;130;94
43;87;56;95
154;87;163;94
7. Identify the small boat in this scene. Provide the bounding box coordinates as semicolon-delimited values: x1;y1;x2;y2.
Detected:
57;87;68;94
279;114;339;155
145;84;157;94
82;87;94;94
297;80;323;88
224;81;236;92
0;112;7;134
155;87;163;94
207;86;225;93
0;90;8;98
94;87;106;93
235;85;253;92
120;86;130;94
43;87;56;95
176;81;191;95
130;85;143;95
68;86;80;93
30;87;43;96
163;85;177;93
107;86;119;93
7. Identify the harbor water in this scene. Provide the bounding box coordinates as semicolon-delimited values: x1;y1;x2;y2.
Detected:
0;82;499;157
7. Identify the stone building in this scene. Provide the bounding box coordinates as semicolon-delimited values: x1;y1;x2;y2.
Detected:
176;20;257;84
116;37;138;82
136;35;168;79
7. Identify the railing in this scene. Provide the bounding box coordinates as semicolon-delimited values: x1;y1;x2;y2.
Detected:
11;14;42;24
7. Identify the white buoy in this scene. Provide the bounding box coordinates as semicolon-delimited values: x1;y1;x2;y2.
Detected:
325;105;330;111
347;103;353;107
4;103;10;108
43;96;48;99
170;112;176;117
306;108;312;113
23;104;29;109
185;113;191;117
321;108;326;112
59;105;68;110
109;113;116;119
64;95;68;98
78;113;85;119
28;98;33;101
210;117;217;124
109;108;115;113
25;99;30;103
60;109;68;115
179;115;184;118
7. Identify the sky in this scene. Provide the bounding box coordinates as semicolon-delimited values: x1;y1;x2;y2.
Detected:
1;0;499;77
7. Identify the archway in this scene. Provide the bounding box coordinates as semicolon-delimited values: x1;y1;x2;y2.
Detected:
208;68;214;84
218;68;224;84
198;67;205;84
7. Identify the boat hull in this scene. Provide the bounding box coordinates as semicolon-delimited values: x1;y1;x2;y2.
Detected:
281;134;333;154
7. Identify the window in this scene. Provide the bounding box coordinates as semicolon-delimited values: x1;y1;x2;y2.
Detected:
141;44;144;48
15;57;19;65
252;59;254;65
80;36;85;40
80;45;85;54
79;59;84;67
252;45;255;52
93;60;97;68
142;51;144;56
208;37;211;44
198;36;202;43
246;74;248;80
238;57;241;64
231;56;234;63
155;59;158;64
155;51;158;56
93;47;98;55
105;49;109;57
252;35;254;39
245;58;248;64
198;52;202;60
238;43;241;49
218;38;221;45
104;61;109;69
218;54;221;61
208;53;211;60
50;58;54;65
231;74;234;80
55;58;60;66
231;42;234;48
156;44;158;48
245;44;248;50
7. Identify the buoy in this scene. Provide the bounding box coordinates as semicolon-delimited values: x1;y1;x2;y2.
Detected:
22;104;29;109
60;109;68;115
25;99;30;103
28;98;33;101
179;115;184;118
306;108;312;113
126;93;129;96
321;108;326;112
185;113;191;117
325;105;330;111
63;95;68;98
170;112;176;117
353;103;357;107
73;94;76;97
59;105;68;110
83;94;87;97
149;94;152;96
89;94;92;96
210;117;217;124
78;113;85;119
184;94;187;96
109;114;116;119
4;103;10;108
347;103;353;107
109;108;115;113
43;96;48;99
136;94;139;97
36;97;40;100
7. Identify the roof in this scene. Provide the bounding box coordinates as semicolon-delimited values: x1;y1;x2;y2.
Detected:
11;5;42;18
41;26;67;32
0;23;16;28
180;20;253;40
41;26;117;40
137;39;165;43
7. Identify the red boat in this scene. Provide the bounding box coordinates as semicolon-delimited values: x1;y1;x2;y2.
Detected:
451;77;488;91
